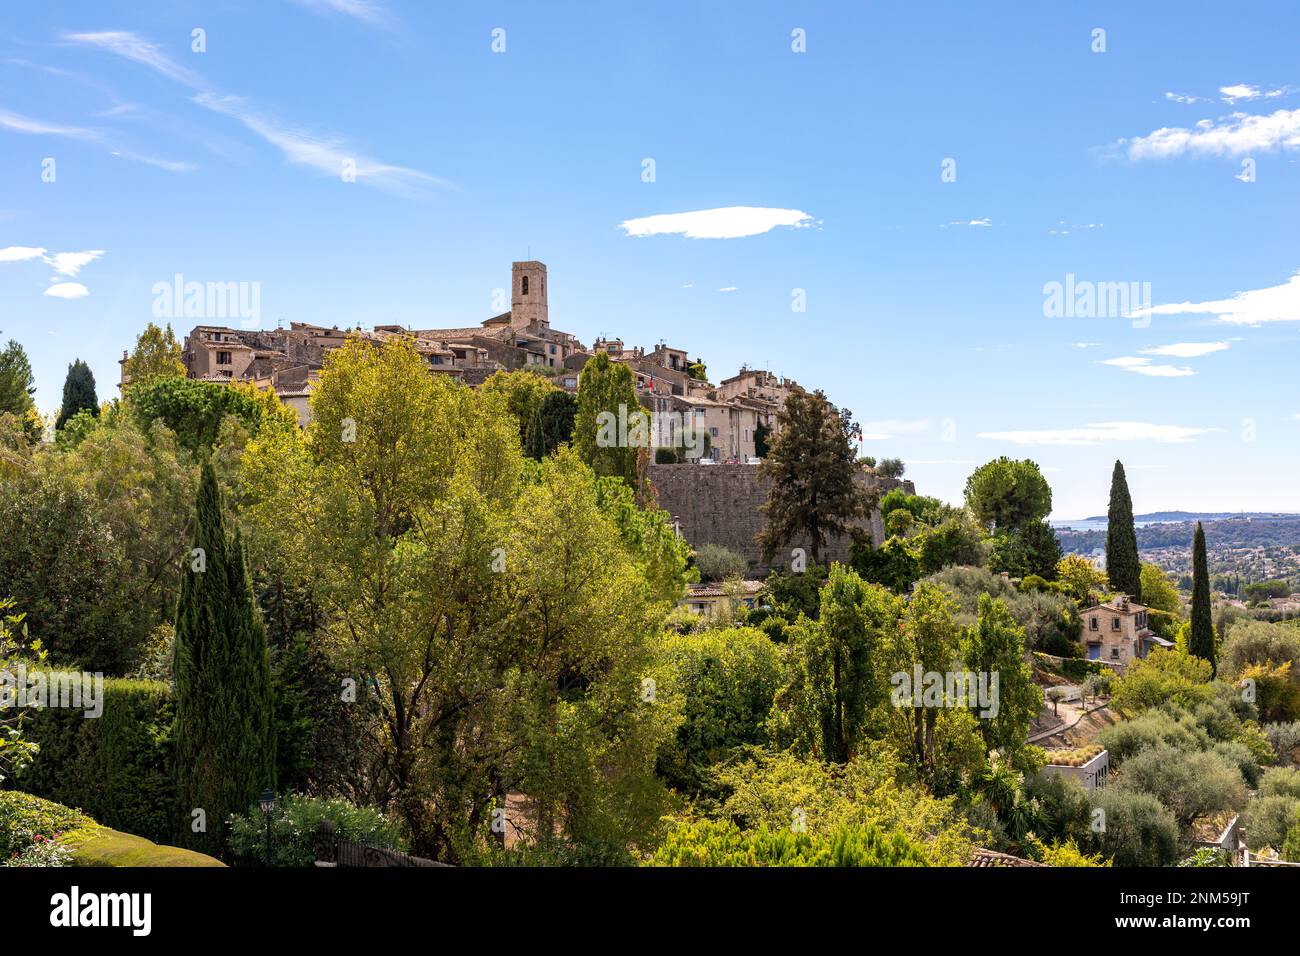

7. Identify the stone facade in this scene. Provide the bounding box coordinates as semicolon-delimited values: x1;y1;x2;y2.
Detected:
648;463;913;575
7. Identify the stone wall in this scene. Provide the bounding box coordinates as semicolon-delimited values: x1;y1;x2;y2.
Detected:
647;463;914;576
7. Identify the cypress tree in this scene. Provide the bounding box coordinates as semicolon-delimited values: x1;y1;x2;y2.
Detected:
1189;521;1216;673
55;359;98;429
1105;460;1141;601
173;463;275;857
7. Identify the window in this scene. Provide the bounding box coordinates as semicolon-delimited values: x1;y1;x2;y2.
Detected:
549;344;556;354
217;351;231;365
1110;647;1120;659
710;427;719;437
1111;617;1121;631
521;276;529;295
1089;617;1098;631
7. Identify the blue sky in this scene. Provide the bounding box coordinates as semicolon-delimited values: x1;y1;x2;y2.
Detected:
3;1;1300;518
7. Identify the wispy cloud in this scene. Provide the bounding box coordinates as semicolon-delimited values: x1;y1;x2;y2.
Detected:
947;218;991;227
717;286;738;292
289;0;394;27
0;106;99;141
1138;341;1230;358
1100;356;1196;377
1119;108;1300;159
44;250;105;277
65;30;440;195
859;419;933;440
1165;91;1205;104
1129;271;1300;325
977;421;1218;446
1219;84;1291;104
619;206;815;239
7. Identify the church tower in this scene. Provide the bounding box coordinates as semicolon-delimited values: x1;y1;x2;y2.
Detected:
510;260;548;329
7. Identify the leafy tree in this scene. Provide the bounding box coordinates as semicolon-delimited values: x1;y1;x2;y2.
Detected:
55;359;98;430
593;473;694;603
0;340;36;416
173;463;275;857
961;594;1043;753
914;513;987;573
573;351;643;484
753;421;771;458
1056;554;1109;605
1190;522;1216;673
0;598;43;782
885;508;914;538
481;369;559;456
963;457;1052;531
122;322;185;387
693;543;748;582
1105;461;1142;600
987;522;1060;580
687;360;708;381
129;375;263;452
758;386;866;564
925;565;1080;655
851;535;921;594
1115;745;1245;831
1139;562;1181;614
0;474;146;671
769;566;894;762
655;626;784;792
1088;788;1181;867
1219;620;1300;680
876;457;905;479
1109;648;1214;715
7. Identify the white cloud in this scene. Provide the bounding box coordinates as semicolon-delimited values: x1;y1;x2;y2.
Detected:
0;106;99;141
619;206;815;239
44;282;89;299
717;286;738;292
44;250;105;277
290;0;393;26
1072;341;1101;349
1100;356;1195;377
1129;270;1300;325
65;31;205;88
1165;92;1203;104
0;246;48;263
1138;341;1229;358
977;421;1218;446
1220;84;1290;104
1120;108;1300;159
945;218;991;227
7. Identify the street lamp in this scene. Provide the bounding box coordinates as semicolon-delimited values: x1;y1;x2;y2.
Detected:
259;790;276;867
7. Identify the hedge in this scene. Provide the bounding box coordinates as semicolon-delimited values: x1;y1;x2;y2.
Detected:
12;676;177;844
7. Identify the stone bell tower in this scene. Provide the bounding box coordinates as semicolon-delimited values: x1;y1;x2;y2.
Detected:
510;260;548;329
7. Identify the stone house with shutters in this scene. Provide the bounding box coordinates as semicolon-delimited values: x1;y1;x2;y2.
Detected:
1078;595;1173;665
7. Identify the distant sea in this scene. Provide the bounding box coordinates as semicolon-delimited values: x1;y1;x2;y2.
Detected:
1051;519;1165;532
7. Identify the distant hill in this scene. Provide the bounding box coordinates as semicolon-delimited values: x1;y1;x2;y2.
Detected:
1067;511;1300;525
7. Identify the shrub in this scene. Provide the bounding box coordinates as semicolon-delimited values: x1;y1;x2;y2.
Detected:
1023;773;1092;846
1260;766;1300;800
649;818;929;867
129;375;263;452
1113;745;1245;831
1088;789;1181;867
1097;709;1210;765
1109;649;1214;716
0;790;91;862
1211;740;1261;789
1038;839;1111;867
228;793;405;866
1265;721;1300;764
14;677;175;844
1179;847;1231;867
1283;817;1300;862
1220;620;1300;679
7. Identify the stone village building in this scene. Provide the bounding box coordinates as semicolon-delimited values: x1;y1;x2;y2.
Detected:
1077;595;1174;666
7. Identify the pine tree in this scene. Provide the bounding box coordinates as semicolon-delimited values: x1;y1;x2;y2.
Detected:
573;351;644;484
0;339;36;416
1189;521;1216;673
173;464;275;857
1105;460;1141;601
758;386;866;564
55;359;98;429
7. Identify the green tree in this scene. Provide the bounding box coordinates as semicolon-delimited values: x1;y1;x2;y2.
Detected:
1109;648;1214;715
1114;745;1245;831
173;463;276;857
532;388;577;458
758;387;866;564
481;369;559;457
0;340;36;416
753;421;771;458
128;375;263;452
1105;461;1142;601
1190;521;1216;673
693;543;748;582
650;819;928;867
573;352;643;484
55;359;99;430
1088;789;1181;867
962;594;1043;754
122;322;185;388
876;457;905;479
1139;562;1181;614
1055;554;1109;605
963;457;1052;531
769;566;894;762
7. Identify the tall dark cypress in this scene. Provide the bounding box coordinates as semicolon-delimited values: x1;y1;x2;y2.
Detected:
55;359;98;429
1105;460;1141;601
173;464;275;857
1189;521;1216;673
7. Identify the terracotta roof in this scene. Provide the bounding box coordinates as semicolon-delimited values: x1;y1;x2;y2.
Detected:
687;580;765;598
967;848;1047;868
